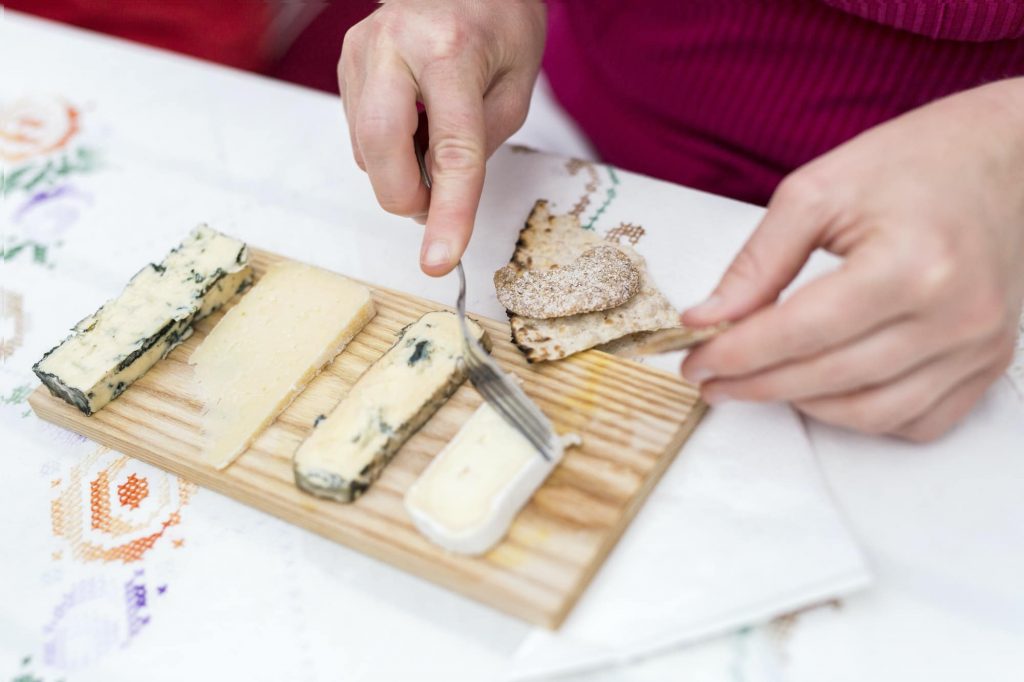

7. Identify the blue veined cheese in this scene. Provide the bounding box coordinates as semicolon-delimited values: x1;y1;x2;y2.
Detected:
404;402;579;555
33;225;252;415
293;311;490;503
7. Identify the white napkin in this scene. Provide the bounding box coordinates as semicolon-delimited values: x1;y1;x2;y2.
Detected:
506;401;871;679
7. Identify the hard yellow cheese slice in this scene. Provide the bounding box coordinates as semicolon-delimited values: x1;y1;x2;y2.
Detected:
190;262;375;469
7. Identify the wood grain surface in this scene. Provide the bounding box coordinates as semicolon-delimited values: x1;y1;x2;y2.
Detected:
29;249;706;628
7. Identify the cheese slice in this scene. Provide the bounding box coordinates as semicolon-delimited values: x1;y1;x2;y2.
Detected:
190;262;375;469
293;310;489;502
405;402;578;555
33;225;252;415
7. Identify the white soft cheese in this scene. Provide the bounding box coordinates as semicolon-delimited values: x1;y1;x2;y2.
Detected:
189;262;375;469
405;402;577;556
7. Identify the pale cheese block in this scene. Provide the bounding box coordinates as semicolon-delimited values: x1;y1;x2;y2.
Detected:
405;402;578;556
190;262;375;469
33;225;252;415
293;310;489;503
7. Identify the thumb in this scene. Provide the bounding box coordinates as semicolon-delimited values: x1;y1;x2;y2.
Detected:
682;178;829;326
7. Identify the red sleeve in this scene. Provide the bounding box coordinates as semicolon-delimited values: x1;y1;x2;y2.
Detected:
822;1;1024;41
6;0;272;71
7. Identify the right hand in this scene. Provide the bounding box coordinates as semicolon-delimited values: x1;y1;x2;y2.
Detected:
339;0;547;276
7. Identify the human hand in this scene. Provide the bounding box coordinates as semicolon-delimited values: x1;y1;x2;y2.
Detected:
681;78;1024;441
339;0;546;275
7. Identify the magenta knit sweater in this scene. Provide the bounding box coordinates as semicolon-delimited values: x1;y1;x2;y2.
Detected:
544;0;1024;205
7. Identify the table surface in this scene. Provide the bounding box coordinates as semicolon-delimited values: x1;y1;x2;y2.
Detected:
2;11;1023;682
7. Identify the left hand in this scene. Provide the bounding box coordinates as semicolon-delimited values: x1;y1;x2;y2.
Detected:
681;78;1024;441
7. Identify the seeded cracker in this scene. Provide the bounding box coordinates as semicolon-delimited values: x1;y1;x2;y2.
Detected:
503;201;680;362
494;245;640;318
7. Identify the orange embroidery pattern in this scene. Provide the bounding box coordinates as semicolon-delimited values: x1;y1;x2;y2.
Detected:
117;473;149;510
89;470;112;531
52;447;196;564
0;97;81;163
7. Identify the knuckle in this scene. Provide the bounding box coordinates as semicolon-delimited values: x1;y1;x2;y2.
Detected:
431;137;485;175
773;170;829;214
910;255;957;305
355;111;391;143
341;21;366;53
373;8;407;39
422;18;472;65
375;190;419;216
339;24;367;76
848;398;904;435
904;235;960;305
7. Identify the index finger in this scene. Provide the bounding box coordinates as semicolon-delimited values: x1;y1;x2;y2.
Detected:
683;241;918;380
418;69;487;276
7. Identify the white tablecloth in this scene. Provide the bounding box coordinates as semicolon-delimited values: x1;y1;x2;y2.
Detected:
2;11;1022;682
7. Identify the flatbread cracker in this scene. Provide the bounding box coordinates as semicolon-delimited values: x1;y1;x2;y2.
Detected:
504;201;679;362
595;323;728;357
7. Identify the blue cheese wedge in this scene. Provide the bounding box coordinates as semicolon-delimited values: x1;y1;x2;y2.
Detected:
405;402;579;555
189;262;376;470
293;311;490;502
33;225;251;415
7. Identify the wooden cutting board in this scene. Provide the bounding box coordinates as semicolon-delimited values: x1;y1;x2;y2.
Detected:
29;249;706;628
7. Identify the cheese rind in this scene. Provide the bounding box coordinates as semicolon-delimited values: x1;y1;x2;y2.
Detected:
190;262;375;470
405;402;576;555
33;225;252;415
293;310;489;503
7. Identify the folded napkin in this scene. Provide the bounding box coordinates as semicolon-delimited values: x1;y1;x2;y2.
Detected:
506;400;871;679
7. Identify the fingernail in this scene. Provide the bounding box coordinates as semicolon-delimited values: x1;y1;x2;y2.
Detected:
685;294;722;317
412;214;427;225
682;366;714;384
422;240;451;267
